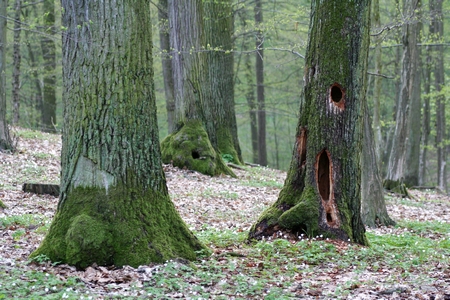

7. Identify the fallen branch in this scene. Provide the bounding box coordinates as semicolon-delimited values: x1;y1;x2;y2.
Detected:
22;183;60;197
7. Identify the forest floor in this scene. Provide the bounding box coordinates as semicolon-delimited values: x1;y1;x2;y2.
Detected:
1;128;450;299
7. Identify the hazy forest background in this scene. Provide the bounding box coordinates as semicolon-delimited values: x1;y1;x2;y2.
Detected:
2;0;449;191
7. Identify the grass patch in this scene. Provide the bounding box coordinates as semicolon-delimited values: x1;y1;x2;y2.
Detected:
0;214;49;230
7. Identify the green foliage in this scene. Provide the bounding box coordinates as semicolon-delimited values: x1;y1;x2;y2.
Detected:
221;153;234;163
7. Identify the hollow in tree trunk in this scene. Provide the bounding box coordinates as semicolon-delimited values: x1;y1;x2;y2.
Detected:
249;0;370;245
30;0;206;269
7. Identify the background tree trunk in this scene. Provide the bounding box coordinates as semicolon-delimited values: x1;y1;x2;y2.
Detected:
158;0;176;134
249;0;370;245
31;0;205;268
372;0;383;169
161;0;234;176
431;0;446;193
385;0;420;192
204;0;242;165
40;0;57;132
419;45;431;186
0;0;13;151
361;102;395;227
255;0;267;166
12;0;21;125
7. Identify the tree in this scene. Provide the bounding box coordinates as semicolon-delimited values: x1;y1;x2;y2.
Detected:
31;0;206;268
384;0;420;194
40;0;57;132
12;0;21;124
157;0;176;134
0;0;14;152
160;0;235;176
430;0;446;193
249;0;370;245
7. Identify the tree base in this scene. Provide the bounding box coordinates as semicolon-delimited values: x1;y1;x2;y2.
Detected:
161;120;235;177
31;185;207;269
383;179;410;198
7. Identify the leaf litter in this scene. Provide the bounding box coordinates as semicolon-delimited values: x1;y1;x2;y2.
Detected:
0;129;450;299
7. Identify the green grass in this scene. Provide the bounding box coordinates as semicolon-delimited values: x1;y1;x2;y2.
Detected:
0;214;50;231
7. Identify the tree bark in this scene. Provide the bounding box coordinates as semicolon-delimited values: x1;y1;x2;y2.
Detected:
12;0;21;125
404;0;422;186
161;0;234;177
157;0;176;134
204;0;243;165
361;102;395;227
40;0;57;133
0;0;13;151
255;0;267;166
31;0;206;268
430;0;446;192
385;0;420;192
372;0;383;168
249;0;370;245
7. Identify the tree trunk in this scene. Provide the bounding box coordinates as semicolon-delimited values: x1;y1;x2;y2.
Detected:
255;0;267;166
24;7;43;128
372;0;383;168
0;0;13;151
204;0;243;165
158;0;176;134
31;0;206;269
385;0;420;193
431;0;446;192
419;46;431;186
40;0;57;133
249;0;370;245
404;0;422;186
161;0;234;177
361;102;395;227
12;0;21;125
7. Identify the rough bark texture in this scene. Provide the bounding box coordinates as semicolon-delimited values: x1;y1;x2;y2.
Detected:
40;0;57;133
431;0;446;192
255;0;267;166
161;0;235;177
12;0;21;125
31;0;206;269
204;0;243;165
385;0;420;192
249;0;370;245
361;103;395;227
0;0;13;152
404;0;422;186
158;0;176;134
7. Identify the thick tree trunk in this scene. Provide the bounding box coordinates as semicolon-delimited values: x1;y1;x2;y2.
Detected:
12;0;21;125
385;0;420;192
255;0;267;166
31;0;206;269
204;0;242;165
0;0;13;151
249;0;370;245
40;0;57;133
158;0;176;134
161;0;234;177
431;0;446;192
361;103;395;227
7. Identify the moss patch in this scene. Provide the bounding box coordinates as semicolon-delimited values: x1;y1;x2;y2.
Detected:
31;184;207;269
161;120;235;177
0;200;6;209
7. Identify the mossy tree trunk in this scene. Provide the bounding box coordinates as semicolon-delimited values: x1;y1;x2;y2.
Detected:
0;0;13;152
31;0;206;269
204;0;242;165
384;0;420;193
40;0;57;133
161;0;235;177
249;0;370;245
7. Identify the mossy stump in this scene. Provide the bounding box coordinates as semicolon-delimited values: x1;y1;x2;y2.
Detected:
161;120;235;177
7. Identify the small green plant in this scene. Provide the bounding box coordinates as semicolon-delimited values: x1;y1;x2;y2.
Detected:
28;254;51;265
222;153;234;163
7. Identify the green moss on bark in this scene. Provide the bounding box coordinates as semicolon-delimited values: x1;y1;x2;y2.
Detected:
161;120;235;177
31;185;207;269
216;127;242;165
